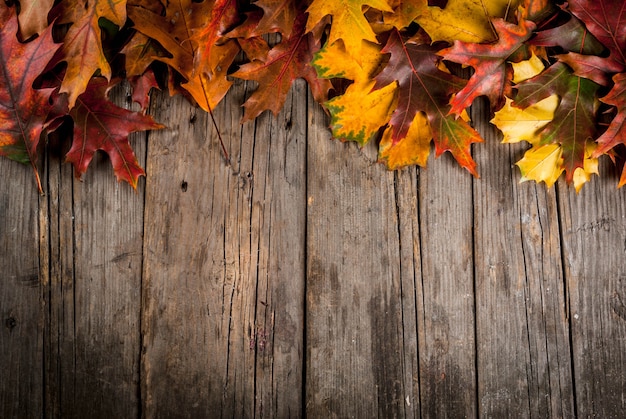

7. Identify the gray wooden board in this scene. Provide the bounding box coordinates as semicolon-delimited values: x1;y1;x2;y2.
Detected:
558;162;626;417
2;80;626;417
141;78;306;417
40;83;145;418
0;155;42;419
305;92;407;417
471;98;575;417
415;136;476;417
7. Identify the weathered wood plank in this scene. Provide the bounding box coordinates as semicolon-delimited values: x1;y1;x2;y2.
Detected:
0;157;43;419
141;78;306;417
414;139;476;417
393;168;422;417
471;99;574;417
558;163;626;417
40;84;145;418
305;95;408;417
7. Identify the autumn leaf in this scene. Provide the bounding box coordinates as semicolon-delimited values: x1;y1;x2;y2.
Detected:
514;62;599;182
390;0;519;44
593;73;626;186
188;0;240;68
50;0;127;108
313;40;397;145
378;112;431;169
556;52;623;87
567;0;626;71
374;29;482;175
16;0;54;40
247;0;299;37
232;11;332;122
128;69;159;113
128;0;240;112
440;17;535;115
305;0;393;58
492;95;558;144
529;14;605;55
63;77;164;188
516;143;564;188
0;3;59;193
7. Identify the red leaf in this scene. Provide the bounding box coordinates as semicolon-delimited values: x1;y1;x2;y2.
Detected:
441;17;535;114
128;69;159;113
0;3;59;192
567;0;626;71
231;10;331;121
65;77;164;188
374;29;482;176
594;73;626;166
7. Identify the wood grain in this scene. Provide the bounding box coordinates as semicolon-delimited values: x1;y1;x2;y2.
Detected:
2;79;626;418
0;153;42;419
471;98;574;417
141;78;307;417
40;84;145;418
558;160;626;417
305;93;408;417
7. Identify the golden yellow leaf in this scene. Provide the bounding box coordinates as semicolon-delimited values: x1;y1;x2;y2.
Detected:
306;0;393;58
378;112;431;169
491;95;558;144
312;39;386;83
572;143;599;193
410;0;519;44
326;81;397;145
517;143;563;187
511;52;545;83
313;40;396;145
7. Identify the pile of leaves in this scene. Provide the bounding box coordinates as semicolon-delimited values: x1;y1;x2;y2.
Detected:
1;0;625;193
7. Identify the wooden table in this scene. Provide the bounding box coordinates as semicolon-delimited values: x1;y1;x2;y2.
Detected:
2;79;625;417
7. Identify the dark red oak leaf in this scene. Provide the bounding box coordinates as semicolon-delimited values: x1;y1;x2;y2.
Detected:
374;29;483;176
65;77;164;188
0;3;59;193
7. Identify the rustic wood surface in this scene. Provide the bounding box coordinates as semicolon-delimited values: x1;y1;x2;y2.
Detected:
1;79;626;418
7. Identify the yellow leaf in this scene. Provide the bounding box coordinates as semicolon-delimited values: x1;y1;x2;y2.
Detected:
326;81;398;145
410;0;519;44
511;52;545;83
517;144;563;188
491;95;558;144
306;0;393;58
572;143;599;193
378;112;432;169
312;40;386;83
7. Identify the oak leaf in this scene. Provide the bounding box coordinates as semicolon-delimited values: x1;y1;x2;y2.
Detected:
232;11;332;122
17;0;54;40
313;40;396;145
50;0;127;108
128;0;239;112
63;77;164;188
529;14;605;55
0;3;59;192
593;73;626;186
514;62;600;182
567;0;626;71
374;29;482;175
248;0;299;37
305;0;393;58
441;17;535;115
